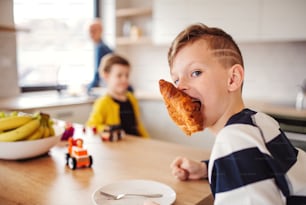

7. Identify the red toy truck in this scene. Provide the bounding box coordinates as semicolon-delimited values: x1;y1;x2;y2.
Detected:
65;137;92;170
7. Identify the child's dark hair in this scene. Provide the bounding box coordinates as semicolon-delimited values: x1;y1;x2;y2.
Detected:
168;23;244;69
99;53;130;75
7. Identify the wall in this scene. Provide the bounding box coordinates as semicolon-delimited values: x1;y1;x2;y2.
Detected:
139;99;216;150
240;42;306;105
0;0;20;98
119;42;306;104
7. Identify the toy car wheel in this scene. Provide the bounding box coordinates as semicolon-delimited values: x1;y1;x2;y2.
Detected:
65;153;70;165
88;155;93;168
68;157;77;170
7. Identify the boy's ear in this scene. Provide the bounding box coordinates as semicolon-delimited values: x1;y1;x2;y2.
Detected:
227;64;244;92
102;71;109;81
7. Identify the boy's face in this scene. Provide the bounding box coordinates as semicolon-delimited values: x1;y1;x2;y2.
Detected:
104;64;130;94
171;39;233;129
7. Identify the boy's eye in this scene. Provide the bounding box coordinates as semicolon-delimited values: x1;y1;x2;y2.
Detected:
173;79;179;85
191;70;202;77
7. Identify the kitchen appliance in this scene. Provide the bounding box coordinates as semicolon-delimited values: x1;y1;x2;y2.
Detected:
296;79;306;110
269;113;306;151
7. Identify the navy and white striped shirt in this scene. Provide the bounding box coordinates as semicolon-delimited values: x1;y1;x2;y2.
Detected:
208;109;306;205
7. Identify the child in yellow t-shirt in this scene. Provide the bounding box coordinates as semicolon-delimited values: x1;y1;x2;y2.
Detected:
86;54;149;138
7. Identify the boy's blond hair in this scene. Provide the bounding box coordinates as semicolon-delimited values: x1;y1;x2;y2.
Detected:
99;53;130;77
168;23;244;69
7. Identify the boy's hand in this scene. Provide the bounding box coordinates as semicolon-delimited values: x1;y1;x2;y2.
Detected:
170;157;208;181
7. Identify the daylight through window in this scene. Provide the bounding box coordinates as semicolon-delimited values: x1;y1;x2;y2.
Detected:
14;0;94;91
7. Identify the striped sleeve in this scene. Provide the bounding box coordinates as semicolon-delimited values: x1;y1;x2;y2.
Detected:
208;109;306;205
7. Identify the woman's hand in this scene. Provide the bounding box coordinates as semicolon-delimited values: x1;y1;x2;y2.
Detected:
170;156;208;181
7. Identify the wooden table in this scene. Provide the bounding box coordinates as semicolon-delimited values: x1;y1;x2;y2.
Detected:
0;125;212;205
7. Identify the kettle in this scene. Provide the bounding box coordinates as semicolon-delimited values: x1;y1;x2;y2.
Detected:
296;79;306;110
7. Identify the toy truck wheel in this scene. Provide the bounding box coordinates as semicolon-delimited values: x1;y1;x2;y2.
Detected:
65;153;70;165
88;155;93;168
68;157;77;170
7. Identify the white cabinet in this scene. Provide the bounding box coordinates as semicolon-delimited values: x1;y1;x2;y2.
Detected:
153;0;189;45
153;0;306;44
25;104;92;124
260;0;306;41
153;0;260;44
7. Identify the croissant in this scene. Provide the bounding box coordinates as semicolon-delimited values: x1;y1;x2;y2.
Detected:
159;79;203;136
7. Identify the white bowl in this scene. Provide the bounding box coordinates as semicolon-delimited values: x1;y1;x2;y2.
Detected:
0;126;63;160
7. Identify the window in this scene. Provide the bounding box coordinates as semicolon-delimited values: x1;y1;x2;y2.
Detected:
14;0;94;92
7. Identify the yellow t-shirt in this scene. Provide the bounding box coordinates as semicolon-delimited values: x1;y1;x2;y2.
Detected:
86;92;149;138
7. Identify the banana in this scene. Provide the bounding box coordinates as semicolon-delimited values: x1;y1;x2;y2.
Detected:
47;118;55;137
49;125;55;136
9;111;18;117
39;112;54;138
26;126;44;140
43;125;50;138
0;115;33;132
0;112;6;118
0;119;40;142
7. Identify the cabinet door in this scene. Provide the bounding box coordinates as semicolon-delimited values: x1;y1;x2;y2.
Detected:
153;0;260;44
31;104;92;124
186;0;260;42
260;0;306;41
153;0;188;44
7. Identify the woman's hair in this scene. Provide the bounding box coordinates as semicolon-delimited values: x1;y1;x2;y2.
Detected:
99;53;130;75
168;23;244;69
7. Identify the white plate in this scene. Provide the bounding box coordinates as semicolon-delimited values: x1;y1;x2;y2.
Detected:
0;125;63;160
92;179;176;205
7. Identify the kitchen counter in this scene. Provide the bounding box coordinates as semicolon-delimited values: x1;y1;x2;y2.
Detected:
0;91;304;119
135;93;306;119
245;99;306;120
0;90;162;111
134;92;306;119
0;92;96;111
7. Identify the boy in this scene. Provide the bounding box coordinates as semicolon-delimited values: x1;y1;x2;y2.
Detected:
158;24;306;205
86;54;149;138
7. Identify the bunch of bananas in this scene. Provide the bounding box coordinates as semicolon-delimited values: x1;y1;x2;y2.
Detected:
0;112;55;142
